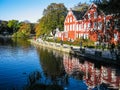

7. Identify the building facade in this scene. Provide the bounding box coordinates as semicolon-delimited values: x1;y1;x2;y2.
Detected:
58;3;120;45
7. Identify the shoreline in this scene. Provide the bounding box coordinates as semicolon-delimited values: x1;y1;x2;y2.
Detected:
30;39;71;53
30;39;120;66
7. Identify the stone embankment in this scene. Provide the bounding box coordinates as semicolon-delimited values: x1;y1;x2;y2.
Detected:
30;39;71;53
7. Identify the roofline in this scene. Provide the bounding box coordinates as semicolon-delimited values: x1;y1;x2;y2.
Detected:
64;9;79;24
83;3;97;18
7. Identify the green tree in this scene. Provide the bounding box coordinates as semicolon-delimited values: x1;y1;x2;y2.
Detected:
0;20;8;35
13;22;31;38
72;2;89;12
92;0;120;14
7;20;20;34
35;3;68;37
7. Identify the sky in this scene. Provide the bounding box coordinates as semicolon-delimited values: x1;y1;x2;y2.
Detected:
0;0;91;23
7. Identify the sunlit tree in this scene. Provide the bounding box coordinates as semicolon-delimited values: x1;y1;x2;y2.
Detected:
35;3;68;37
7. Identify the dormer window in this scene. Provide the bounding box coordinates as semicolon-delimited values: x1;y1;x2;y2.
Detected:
88;13;91;19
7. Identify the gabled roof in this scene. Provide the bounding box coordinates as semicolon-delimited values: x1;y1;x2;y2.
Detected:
83;3;105;17
72;10;87;20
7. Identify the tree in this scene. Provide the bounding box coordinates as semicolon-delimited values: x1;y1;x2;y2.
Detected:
92;0;120;14
72;2;89;12
0;20;8;35
35;3;68;37
13;22;31;38
7;20;20;34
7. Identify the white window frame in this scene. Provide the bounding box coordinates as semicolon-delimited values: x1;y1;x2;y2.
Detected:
73;24;74;31
114;19;120;29
84;23;87;30
98;22;102;30
88;13;91;19
64;25;66;31
68;25;69;31
88;23;91;29
106;20;110;29
70;17;72;22
68;18;69;23
94;22;97;30
76;24;78;31
94;12;97;19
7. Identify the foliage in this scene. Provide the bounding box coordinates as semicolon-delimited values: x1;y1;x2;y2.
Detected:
35;3;68;37
92;0;120;14
47;37;94;47
0;20;8;34
7;20;20;34
72;2;89;12
13;22;31;38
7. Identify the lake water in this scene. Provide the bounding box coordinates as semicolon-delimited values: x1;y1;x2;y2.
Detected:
0;37;120;90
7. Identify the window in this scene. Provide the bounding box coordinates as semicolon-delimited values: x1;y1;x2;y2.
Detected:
84;23;87;30
88;23;91;29
73;24;74;31
114;19;120;29
64;25;66;31
68;18;69;23
114;33;118;41
98;22;102;30
88;13;91;19
94;12;97;18
70;24;72;31
67;25;69;31
70;17;72;22
106;20;110;29
83;34;88;39
94;22;97;30
76;24;79;31
79;24;82;30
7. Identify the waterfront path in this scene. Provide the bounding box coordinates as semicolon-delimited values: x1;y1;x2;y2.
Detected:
30;39;119;62
30;39;71;53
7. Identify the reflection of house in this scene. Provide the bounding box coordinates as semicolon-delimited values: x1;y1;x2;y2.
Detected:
63;55;120;89
57;3;120;44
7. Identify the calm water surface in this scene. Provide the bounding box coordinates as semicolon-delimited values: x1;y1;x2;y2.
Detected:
0;37;120;90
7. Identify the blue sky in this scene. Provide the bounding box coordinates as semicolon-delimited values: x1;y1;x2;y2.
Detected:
0;0;91;23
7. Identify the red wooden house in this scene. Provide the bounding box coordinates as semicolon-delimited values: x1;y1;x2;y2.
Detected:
58;3;120;45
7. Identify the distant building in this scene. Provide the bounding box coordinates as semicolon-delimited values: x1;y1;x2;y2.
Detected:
57;3;120;44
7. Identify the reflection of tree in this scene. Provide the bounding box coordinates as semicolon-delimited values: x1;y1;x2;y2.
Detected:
37;47;65;82
25;70;63;90
25;48;69;90
12;38;30;49
0;37;13;45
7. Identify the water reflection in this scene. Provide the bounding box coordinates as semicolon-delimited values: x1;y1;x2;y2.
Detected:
0;37;120;90
33;46;88;90
63;54;120;89
37;47;67;85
